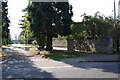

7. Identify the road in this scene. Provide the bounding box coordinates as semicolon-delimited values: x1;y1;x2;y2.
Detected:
1;44;120;79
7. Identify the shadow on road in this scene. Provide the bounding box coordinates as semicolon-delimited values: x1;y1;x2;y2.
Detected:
2;58;54;78
54;51;120;74
61;60;119;74
2;48;55;78
2;47;119;78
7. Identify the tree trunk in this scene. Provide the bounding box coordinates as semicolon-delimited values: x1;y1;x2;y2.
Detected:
46;33;53;51
36;36;46;50
116;37;119;53
113;27;119;53
116;30;119;53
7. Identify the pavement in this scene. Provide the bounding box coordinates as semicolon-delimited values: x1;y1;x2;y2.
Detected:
53;46;119;62
1;44;120;78
2;44;35;57
58;54;120;62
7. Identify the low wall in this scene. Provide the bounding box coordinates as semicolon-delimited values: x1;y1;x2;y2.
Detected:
52;39;67;48
52;36;113;53
52;39;74;51
74;36;113;53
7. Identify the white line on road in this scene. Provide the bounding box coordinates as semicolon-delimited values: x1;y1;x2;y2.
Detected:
38;65;74;69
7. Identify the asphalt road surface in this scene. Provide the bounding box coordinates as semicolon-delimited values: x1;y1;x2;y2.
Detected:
1;44;120;78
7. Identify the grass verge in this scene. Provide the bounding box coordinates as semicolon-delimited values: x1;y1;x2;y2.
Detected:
42;52;86;59
2;44;12;48
29;48;38;53
21;44;38;48
79;60;120;62
111;52;120;55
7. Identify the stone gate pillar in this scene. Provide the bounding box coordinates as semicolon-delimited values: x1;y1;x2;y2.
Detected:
67;39;74;52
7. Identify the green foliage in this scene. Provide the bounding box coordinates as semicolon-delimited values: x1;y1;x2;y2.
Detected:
19;14;34;44
70;12;119;39
25;2;73;51
70;22;88;38
42;52;86;59
70;12;120;53
2;1;11;45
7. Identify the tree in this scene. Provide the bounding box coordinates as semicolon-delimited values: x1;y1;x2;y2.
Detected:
103;16;120;53
70;22;88;39
26;2;73;51
2;1;10;45
19;14;34;44
82;12;113;38
70;12;120;53
0;1;2;47
71;12;114;39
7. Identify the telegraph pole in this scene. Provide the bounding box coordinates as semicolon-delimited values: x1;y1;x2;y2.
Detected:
113;0;119;53
114;0;116;24
118;0;120;18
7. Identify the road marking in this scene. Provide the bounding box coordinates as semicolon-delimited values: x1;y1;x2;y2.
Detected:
38;65;74;69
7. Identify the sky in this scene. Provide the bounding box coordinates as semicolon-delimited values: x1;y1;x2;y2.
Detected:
8;0;119;40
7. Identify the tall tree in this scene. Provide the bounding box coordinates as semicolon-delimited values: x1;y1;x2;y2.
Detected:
70;12;120;53
71;12;113;39
82;12;113;38
0;1;2;48
19;14;34;44
26;2;73;51
2;1;10;45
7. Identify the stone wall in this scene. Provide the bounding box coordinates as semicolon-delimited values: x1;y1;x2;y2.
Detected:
52;36;113;53
74;36;113;53
52;39;74;51
52;39;67;48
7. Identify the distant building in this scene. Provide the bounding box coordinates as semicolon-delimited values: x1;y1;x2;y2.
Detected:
12;34;18;44
12;40;17;44
15;34;17;40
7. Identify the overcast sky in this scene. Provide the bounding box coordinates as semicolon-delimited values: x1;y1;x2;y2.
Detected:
8;0;119;40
